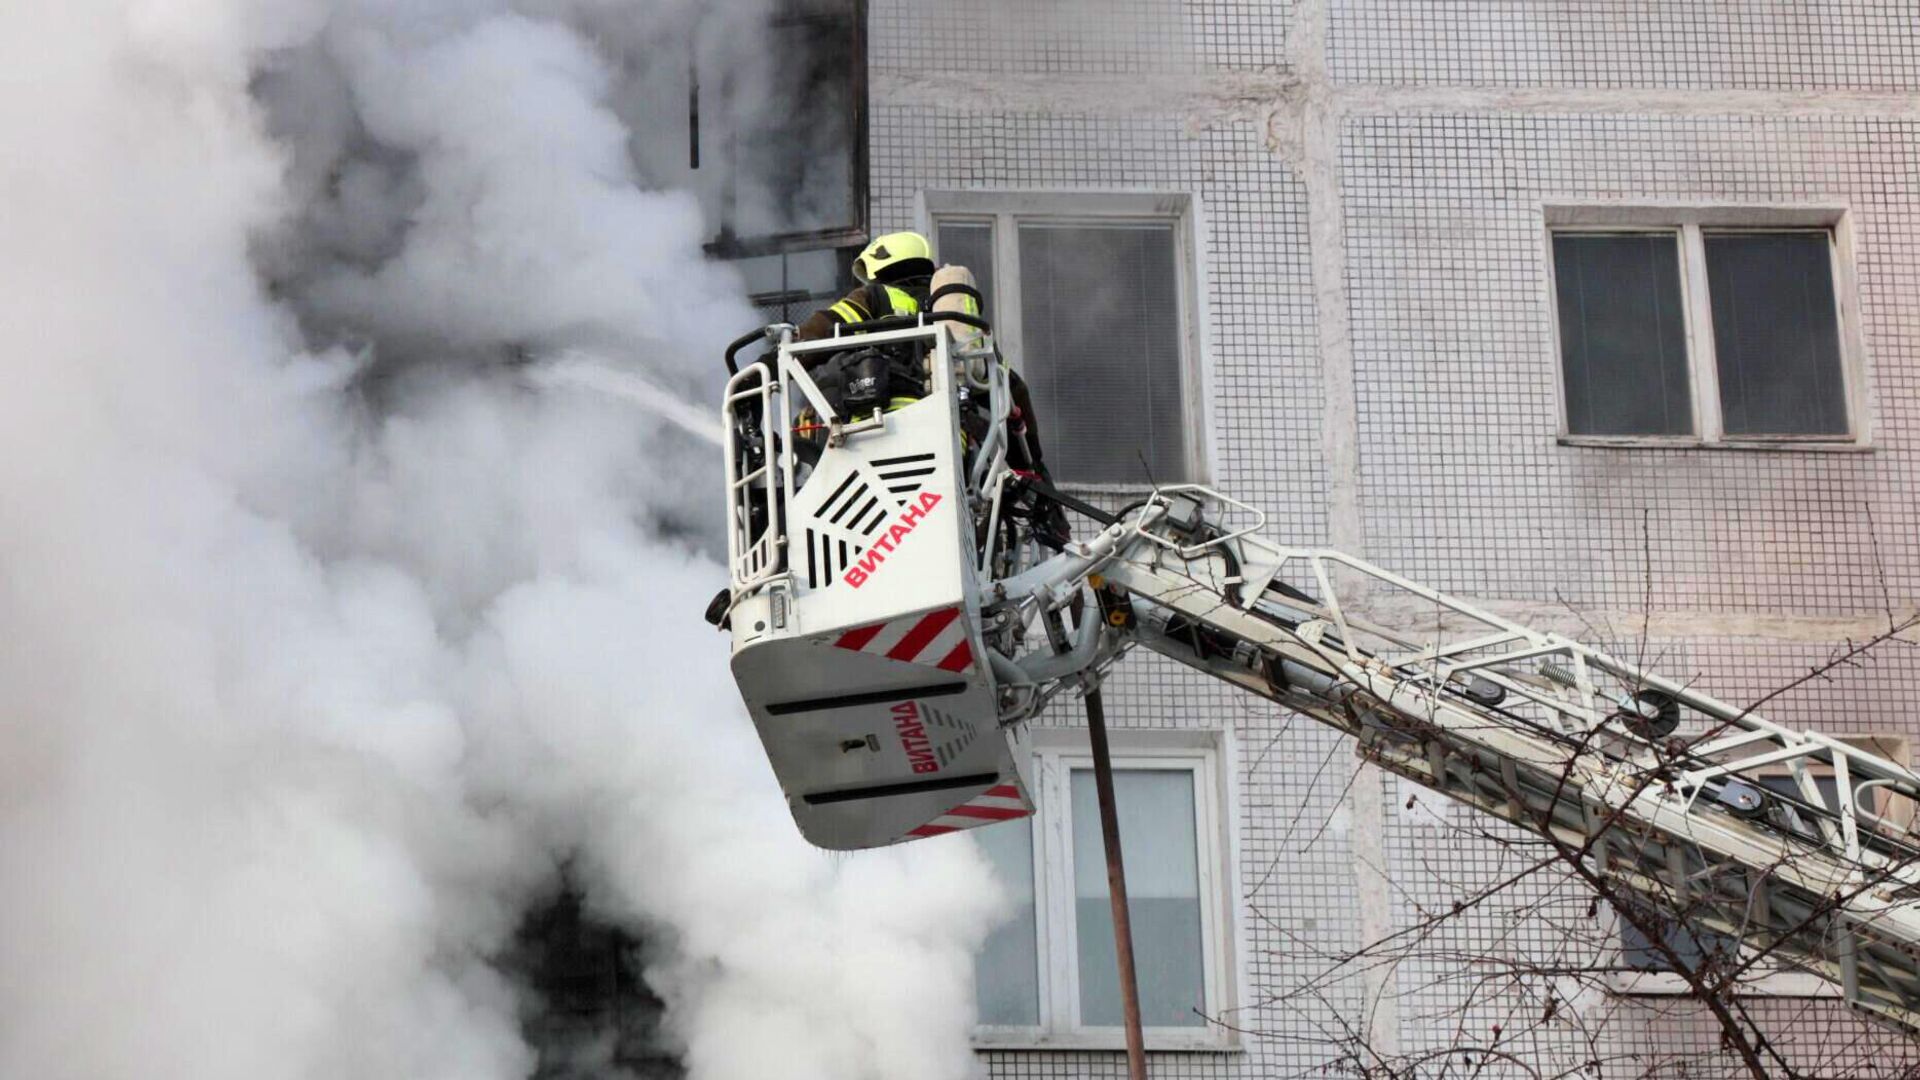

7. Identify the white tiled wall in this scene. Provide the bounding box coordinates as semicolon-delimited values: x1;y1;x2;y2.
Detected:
870;2;1920;1074
870;0;1295;75
1330;1;1920;89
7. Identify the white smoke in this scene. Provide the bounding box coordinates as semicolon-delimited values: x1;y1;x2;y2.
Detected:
0;3;1004;1079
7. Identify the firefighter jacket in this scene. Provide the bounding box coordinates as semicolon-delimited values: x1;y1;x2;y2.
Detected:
795;280;926;342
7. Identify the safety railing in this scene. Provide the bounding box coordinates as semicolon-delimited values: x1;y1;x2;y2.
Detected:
721;357;784;593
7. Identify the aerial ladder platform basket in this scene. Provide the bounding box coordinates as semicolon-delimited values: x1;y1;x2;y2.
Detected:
715;317;1920;1035
718;318;1033;850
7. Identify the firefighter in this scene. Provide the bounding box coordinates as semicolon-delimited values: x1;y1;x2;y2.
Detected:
795;230;938;341
797;232;1053;485
800;231;1069;543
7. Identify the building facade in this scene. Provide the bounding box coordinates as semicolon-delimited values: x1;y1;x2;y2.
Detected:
853;1;1920;1076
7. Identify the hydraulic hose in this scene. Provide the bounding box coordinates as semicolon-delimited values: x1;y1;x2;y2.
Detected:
723;327;766;375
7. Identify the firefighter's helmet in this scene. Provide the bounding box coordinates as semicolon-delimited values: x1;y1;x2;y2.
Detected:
852;231;935;284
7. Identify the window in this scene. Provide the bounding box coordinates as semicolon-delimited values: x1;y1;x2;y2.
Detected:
686;0;867;256
1545;208;1865;446
1617;904;1740;977
680;1;867;322
1611;735;1909;997
926;193;1207;486
971;731;1236;1050
1553;232;1693;436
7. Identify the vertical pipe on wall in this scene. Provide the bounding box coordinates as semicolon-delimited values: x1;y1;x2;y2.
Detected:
1085;688;1149;1080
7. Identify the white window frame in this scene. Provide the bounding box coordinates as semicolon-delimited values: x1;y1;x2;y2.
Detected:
918;190;1216;489
1608;734;1910;998
1542;205;1872;451
972;727;1241;1052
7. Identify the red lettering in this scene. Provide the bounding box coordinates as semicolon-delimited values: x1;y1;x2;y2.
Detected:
836;491;944;590
893;703;941;774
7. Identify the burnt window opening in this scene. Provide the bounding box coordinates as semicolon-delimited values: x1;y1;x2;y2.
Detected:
696;0;867;258
504;890;684;1080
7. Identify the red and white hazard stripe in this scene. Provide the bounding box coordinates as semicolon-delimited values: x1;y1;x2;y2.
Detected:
832;606;974;673
907;784;1032;838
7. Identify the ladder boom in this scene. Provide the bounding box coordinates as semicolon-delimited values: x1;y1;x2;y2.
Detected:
1080;495;1920;1033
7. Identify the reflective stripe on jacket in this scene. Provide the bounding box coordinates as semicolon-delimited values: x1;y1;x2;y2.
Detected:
800;282;924;342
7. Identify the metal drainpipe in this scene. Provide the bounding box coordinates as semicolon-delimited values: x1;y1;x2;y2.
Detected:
1085;687;1148;1080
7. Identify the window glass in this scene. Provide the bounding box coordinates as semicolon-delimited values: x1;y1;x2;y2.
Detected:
1019;223;1188;483
1620;908;1739;974
1552;232;1693;436
1756;773;1847;841
1070;769;1205;1027
1756;774;1843;809
973;819;1041;1026
1705;231;1848;436
935;220;997;315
